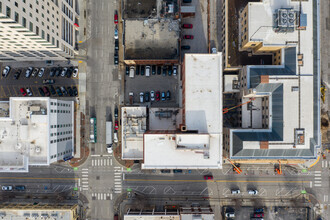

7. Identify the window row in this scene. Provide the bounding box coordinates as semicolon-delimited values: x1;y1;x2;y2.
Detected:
50;109;71;113
50;130;73;136
50;148;72;159
50;136;73;144
50;102;71;107
50;124;73;128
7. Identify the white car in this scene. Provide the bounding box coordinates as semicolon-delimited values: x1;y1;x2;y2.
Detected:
140;92;144;103
107;145;113;154
61;67;68;77
25;67;33;78
231;189;240;194
38;68;45;77
150;91;155;101
2;66;11;77
173;66;177;76
2;185;13;191
72;68;79;78
114;28;118;39
26;88;33;96
248;190;258;195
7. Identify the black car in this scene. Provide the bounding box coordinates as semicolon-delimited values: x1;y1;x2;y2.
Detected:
13;70;21;80
61;86;68;96
152;66;156;75
135;65;140;75
162;66;167;76
166;90;171;100
55;67;61;77
168;66;172;76
157;66;161;75
56;87;63;96
49;85;56;95
38;87;45;96
114;52;119;65
67;87;74;96
114;106;118;118
15;185;26;191
144;92;150;102
181;45;191;50
126;66;129;75
141;66;145;75
72;86;78;96
66;67;74;78
173;169;183;173
161;169;171;173
115;39;119;50
183;0;192;2
50;67;56;77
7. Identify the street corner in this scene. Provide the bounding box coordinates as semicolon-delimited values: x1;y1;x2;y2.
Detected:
112;143;133;168
69;146;90;168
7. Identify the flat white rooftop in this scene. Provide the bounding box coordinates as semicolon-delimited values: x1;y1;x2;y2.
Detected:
124;216;179;220
121;107;147;160
0;98;49;172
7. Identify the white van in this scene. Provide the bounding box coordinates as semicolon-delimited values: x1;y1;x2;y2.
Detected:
145;66;151;76
129;66;135;78
114;132;118;143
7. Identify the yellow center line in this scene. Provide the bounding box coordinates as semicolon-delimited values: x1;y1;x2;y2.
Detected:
125;179;309;183
0;177;78;180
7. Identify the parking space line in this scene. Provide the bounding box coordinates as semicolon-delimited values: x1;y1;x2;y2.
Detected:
12;86;18;96
0;86;5;98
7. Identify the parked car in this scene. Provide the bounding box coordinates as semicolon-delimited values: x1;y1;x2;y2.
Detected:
145;92;150;102
157;66;161;75
20;88;27;96
114;10;118;24
253;213;264;217
114;52;119;65
115;39;119;50
1;185;13;191
136;65;140;75
25;67;33;78
168;66;172;76
173;169;183;173
50;67;56;77
183;0;192;3
50;85;56;95
60;86;68;96
162;66;167;76
166;90;171;100
181;45;191;50
161;92;166;101
61;67;68;77
182;24;193;28
183;35;194;39
150;91;155;101
114;28;118;39
67;86;74;96
66;67;73;78
156;91;160;101
139;92;144;103
73;68;79;78
248;190;258;195
225;213;235;218
56;87;63;96
204;175;213;180
152;66;156;75
38;87;45;96
141;66;145;75
145;66;150;76
114;132;118;143
254;208;264;213
115;120;119;130
114;106;118;119
173;66;177;75
231;189;240;194
38;68;45;77
107;145;113;154
55;67;61;77
14;185;26;191
43;79;55;84
129;66;135;78
31;67;39;77
161;170;171;173
26;88;33;96
13;70;21;80
126;66;129;75
72;86;78;96
212;47;217;54
42;86;50;96
2;66;11;77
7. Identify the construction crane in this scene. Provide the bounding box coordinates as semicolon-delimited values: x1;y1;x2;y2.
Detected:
223;98;255;114
226;158;242;174
274;160;282;175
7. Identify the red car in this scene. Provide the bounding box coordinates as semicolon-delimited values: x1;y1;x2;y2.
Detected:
42;86;50;96
183;35;194;39
253;213;264;218
182;24;193;29
204;175;213;180
156;91;160;101
115;120;119;130
114;11;118;24
20;88;27;96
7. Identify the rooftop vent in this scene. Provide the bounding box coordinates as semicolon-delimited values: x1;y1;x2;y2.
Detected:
274;8;297;32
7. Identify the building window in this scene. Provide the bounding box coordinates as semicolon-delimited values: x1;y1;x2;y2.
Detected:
22;17;26;27
47;33;49;41
29;22;33;31
29;12;32;17
14;12;19;22
41;30;45;38
15;2;18;7
22;7;25;12
6;6;11;17
22;0;26;3
29;4;32;8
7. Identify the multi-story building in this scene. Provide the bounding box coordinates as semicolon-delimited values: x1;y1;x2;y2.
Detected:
223;0;320;163
0;97;74;172
0;0;79;61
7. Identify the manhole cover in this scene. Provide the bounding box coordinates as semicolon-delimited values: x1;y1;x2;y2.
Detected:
96;176;100;180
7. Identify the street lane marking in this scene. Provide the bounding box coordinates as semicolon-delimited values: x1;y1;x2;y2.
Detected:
315;171;322;173
124;179;310;183
0;177;78;180
82;174;88;177
110;193;113;200
115;166;121;169
82;171;88;174
315;174;322;176
78;178;80;187
315;184;322;187
315;181;322;184
310;181;312;188
82;168;89;170
100;159;103;166
92;160;95;166
111;159;113;166
324;195;329;202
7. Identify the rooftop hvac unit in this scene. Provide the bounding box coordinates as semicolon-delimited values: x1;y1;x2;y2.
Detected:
35;146;41;153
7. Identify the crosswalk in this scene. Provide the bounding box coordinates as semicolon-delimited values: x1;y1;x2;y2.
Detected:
313;171;322;187
114;166;123;194
92;192;112;201
321;160;330;168
91;158;112;167
81;168;89;191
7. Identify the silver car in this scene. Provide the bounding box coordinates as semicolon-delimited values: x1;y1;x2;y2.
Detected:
2;66;11;77
61;67;68;77
140;92;144;103
2;185;13;191
38;68;45;77
25;67;33;78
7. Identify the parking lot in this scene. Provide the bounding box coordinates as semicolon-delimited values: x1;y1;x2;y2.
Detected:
0;65;79;99
124;65;180;107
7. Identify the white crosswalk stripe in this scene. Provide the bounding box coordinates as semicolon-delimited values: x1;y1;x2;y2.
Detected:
314;170;322;187
80;168;89;190
92;158;112;167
